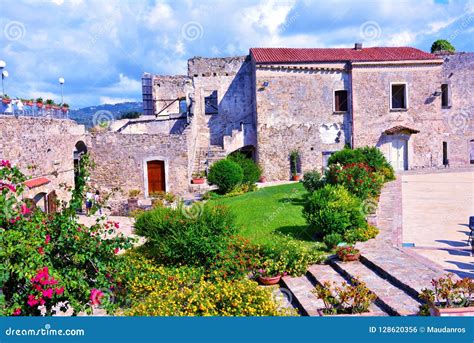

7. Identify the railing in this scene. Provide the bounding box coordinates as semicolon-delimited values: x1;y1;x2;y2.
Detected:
0;101;69;119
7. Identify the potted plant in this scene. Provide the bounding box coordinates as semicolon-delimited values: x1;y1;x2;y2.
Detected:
255;260;286;285
36;98;44;108
259;175;267;183
26;99;34;106
45;99;54;110
127;189;141;210
313;278;376;316
2;94;11;104
290;150;300;181
336;246;361;262
61;103;69;113
191;171;206;184
419;273;474;316
52;104;60;110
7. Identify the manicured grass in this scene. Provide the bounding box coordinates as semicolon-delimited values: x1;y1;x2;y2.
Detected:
211;183;316;247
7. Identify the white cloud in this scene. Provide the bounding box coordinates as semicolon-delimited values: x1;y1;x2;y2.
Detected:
99;96;138;105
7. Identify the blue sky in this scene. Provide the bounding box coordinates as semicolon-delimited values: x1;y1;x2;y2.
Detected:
1;0;473;108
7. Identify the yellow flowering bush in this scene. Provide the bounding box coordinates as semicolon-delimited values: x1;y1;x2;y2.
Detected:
125;278;295;316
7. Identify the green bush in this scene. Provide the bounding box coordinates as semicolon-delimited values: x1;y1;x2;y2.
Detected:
228;152;262;185
328;146;395;181
323;233;343;249
302;170;325;193
207;159;243;194
258;239;326;276
134;203;237;268
302;184;367;237
343;225;379;244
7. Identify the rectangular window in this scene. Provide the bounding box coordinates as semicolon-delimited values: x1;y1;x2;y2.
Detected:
441;84;451;108
443;141;448;166
204;90;218;115
391;84;407;110
334;90;348;112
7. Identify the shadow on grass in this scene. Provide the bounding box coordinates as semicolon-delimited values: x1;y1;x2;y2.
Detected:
276;225;317;242
277;197;306;206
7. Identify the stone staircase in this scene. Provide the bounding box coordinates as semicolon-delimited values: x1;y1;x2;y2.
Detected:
280;178;447;317
192;145;227;178
282;255;424;316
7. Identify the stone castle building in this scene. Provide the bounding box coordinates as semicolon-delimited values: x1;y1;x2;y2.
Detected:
1;44;472;213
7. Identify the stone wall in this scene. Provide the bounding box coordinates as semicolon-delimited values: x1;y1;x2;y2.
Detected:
351;63;446;169
86;130;190;213
0;115;86;203
152;75;192;116
440;52;474;166
189;56;256;149
254;65;350;180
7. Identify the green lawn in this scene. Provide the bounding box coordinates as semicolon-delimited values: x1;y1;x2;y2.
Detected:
211;183;316;247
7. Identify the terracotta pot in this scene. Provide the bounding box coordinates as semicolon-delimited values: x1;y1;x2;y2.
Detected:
127;198;139;211
62;107;69;112
45;104;52;110
259;176;267;183
258;275;281;285
52;105;60;110
192;178;205;184
340;252;360;262
429;305;474;316
2;98;11;104
36;102;43;108
292;175;300;181
26;101;33;106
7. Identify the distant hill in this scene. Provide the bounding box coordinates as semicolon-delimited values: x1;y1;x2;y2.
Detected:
69;102;143;127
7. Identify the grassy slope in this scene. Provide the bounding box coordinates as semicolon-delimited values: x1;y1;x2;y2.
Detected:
211;183;316;247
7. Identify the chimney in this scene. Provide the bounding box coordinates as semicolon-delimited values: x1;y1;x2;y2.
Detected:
354;43;363;50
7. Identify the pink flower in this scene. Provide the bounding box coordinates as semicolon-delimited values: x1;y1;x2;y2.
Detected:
1;160;11;168
45;234;51;245
90;288;104;306
27;295;39;307
13;308;21;316
55;287;64;295
114;248;119;254
20;203;31;215
114;222;119;229
42;288;53;299
39;298;46;306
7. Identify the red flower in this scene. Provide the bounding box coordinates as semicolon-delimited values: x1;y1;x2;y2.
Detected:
114;222;119;229
38;247;44;255
90;288;104;305
113;248;119;254
55;287;64;295
1;160;11;168
13;308;21;316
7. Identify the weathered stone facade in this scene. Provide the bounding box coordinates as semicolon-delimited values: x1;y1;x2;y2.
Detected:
0;115;86;207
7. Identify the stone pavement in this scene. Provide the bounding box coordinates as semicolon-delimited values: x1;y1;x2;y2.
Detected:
401;170;474;278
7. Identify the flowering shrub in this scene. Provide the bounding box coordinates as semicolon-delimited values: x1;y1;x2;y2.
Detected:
1;159;134;316
343;225;379;244
326;163;384;200
336;246;360;261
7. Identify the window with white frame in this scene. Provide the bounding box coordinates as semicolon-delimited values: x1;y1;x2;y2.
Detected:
390;83;408;110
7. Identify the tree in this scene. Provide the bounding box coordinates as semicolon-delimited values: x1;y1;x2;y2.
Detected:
431;39;455;54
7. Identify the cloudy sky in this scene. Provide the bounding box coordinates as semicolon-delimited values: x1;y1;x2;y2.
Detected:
1;0;473;108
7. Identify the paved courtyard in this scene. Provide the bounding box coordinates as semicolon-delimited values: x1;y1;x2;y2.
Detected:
402;170;474;278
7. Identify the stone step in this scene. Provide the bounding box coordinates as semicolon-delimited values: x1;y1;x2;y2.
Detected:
359;248;447;297
328;258;423;316
307;264;387;316
281;275;323;316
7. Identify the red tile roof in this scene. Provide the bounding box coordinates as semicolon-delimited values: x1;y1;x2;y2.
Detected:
24;177;51;189
384;125;420;135
250;47;440;64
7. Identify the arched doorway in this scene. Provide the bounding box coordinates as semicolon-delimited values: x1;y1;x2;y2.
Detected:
74;141;88;188
33;192;47;212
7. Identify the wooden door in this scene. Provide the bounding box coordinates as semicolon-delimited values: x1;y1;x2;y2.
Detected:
147;161;165;194
47;191;58;214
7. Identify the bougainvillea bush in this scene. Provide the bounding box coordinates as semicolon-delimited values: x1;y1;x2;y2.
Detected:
0;159;134;316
